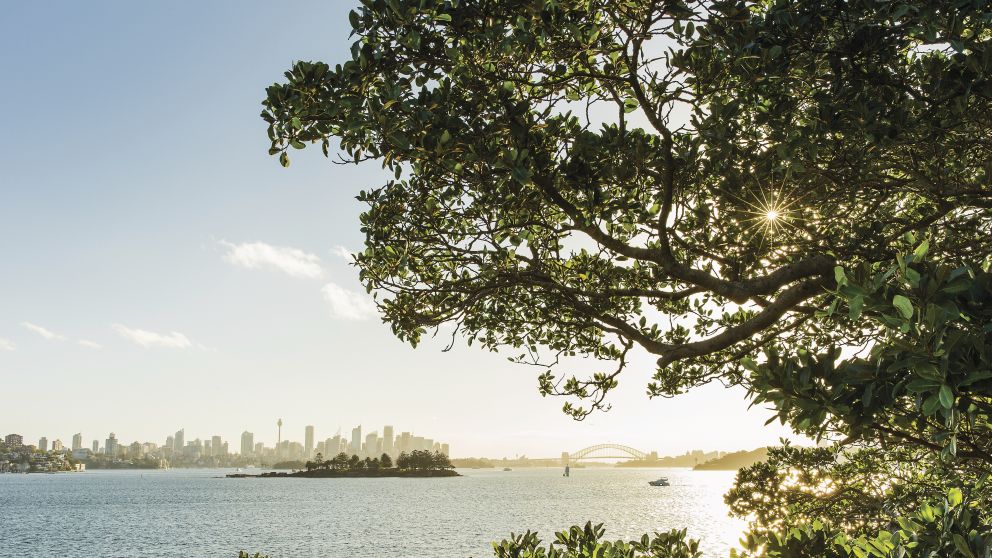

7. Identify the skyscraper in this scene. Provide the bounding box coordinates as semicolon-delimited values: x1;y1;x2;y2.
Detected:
92;440;99;453
72;433;83;451
52;439;63;452
365;432;378;458
383;425;394;457
305;425;314;459
105;433;118;456
174;429;185;452
240;431;254;456
350;425;362;455
211;435;224;456
38;437;48;452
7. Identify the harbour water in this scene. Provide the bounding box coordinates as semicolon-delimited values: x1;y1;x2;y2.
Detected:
0;467;745;558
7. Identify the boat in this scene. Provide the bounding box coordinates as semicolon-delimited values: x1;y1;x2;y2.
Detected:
503;467;512;471
649;477;670;486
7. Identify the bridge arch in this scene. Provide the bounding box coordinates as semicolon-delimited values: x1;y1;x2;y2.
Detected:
566;443;649;462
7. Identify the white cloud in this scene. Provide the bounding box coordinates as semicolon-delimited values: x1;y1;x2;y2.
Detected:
112;324;192;349
0;338;14;351
21;322;66;341
321;283;378;320
78;340;102;349
330;245;355;261
220;240;323;279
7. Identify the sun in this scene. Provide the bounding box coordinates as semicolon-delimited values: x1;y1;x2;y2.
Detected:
738;185;800;243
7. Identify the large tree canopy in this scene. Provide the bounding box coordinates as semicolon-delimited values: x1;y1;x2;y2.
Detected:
262;0;991;417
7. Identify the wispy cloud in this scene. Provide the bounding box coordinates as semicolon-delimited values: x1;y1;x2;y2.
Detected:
21;322;66;341
330;245;355;261
112;324;192;349
321;283;378;320
77;340;102;349
0;338;14;351
220;240;323;279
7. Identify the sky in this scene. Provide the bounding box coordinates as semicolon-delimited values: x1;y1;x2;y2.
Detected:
0;1;807;458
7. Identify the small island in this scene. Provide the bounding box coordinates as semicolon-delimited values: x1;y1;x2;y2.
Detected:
228;449;460;478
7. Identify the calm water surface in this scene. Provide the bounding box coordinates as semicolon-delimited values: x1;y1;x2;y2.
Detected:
0;467;744;558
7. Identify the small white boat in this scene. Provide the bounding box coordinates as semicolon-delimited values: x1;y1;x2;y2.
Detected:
649;477;670;486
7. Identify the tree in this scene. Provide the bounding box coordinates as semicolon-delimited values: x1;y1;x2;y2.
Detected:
380;452;393;469
396;451;409;470
262;0;992;419
262;0;992;554
333;452;350;471
348;454;362;471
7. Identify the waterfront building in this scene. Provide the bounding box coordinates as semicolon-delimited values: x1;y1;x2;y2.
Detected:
5;434;23;446
441;443;449;456
174;429;185;452
72;433;82;451
52;439;64;452
254;442;264;455
241;431;254;456
165;436;174;454
105;433;118;456
39;437;48;452
383;426;394;456
91;440;99;453
305;425;314;459
212;435;224;456
399;432;411;454
350;426;362;455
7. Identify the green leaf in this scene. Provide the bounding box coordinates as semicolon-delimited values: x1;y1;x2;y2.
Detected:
912;239;929;260
279;151;290;167
892;295;913;320
834;266;846;286
938;384;954;409
947;487;963;507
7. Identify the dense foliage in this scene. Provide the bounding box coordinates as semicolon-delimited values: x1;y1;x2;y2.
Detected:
262;0;992;556
304;449;452;472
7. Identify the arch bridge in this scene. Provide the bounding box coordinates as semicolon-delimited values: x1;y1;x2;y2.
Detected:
562;443;655;464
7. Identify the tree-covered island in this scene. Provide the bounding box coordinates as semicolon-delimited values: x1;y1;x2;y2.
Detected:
228;449;459;478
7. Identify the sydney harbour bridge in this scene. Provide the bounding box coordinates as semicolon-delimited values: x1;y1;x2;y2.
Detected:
559;443;658;465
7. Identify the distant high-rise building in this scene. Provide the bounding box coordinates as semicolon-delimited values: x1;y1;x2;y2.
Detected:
174;429;185;452
241;431;254;456
365;432;378;458
165;436;174;452
52;439;64;452
441;443;449;456
92;440;99;453
105;433;118;456
350;426;362;455
399;432;411;454
4;434;23;446
305;425;315;459
254;442;264;455
38;437;48;451
72;433;83;451
316;441;325;456
383;426;394;456
277;418;283;445
212;435;224;456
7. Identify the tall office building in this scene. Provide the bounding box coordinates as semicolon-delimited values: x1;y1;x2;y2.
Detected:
72;433;83;451
365;432;379;458
383;425;394;456
305;425;315;459
240;431;254;456
38;437;48;452
350;426;362;455
441;443;450;456
174;429;185;452
399;432;411;454
204;439;213;456
212;435;224;456
92;440;99;453
165;435;174;452
105;433;118;456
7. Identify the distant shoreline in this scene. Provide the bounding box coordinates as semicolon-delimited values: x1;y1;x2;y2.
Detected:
227;469;461;479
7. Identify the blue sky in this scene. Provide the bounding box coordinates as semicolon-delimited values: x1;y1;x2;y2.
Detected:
0;1;805;457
